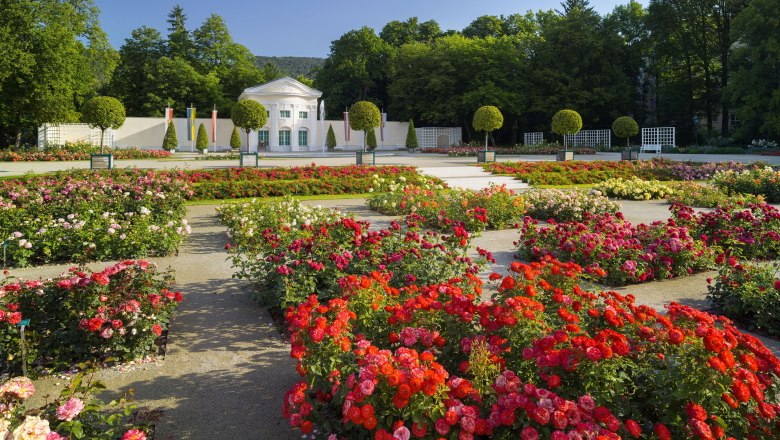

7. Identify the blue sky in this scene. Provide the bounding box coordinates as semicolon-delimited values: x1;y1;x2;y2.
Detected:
95;0;644;57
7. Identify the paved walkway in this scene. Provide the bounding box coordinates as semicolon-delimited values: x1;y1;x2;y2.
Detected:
1;151;779;177
418;166;529;190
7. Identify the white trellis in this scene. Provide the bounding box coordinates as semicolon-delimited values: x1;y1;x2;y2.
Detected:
563;129;611;149
642;127;675;148
417;127;462;148
37;123;114;148
523;132;544;146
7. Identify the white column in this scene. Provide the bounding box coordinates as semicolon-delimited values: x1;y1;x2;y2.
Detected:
311;104;318;150
271;104;278;150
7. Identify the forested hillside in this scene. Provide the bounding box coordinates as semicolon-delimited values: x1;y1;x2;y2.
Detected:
254;56;325;77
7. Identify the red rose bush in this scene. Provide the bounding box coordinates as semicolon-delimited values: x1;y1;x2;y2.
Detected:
282;258;780;439
0;260;182;375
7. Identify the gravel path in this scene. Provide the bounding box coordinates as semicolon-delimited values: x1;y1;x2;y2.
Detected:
11;196;780;439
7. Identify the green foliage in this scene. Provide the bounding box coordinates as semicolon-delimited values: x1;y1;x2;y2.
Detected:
163;121;178;151
472;106;504;133
230;126;241;150
315;27;391;117
405;120;418;151
0;0;117;148
366;128;377;151
81;95;125;152
232;100;267;132
107;7;264;118
708;259;780;337
728;0;780;142
380;17;442;46
326;125;337;151
551;109;583;148
196;123;209;152
349;101;381;134
612;116;639;148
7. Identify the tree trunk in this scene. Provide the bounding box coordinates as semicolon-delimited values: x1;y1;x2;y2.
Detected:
484;132;488;151
245;130;250;153
100;128;105;154
15;129;22;150
720;10;731;137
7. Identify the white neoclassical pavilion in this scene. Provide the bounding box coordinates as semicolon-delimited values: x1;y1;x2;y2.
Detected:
238;77;324;152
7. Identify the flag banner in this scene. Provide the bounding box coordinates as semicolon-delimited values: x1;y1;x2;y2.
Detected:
380;112;387;142
343;111;350;141
211;109;217;143
164;107;173;135
186;107;196;141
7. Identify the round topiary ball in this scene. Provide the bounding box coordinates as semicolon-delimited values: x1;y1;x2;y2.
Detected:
612;116;639;140
472;106;504;133
551;109;583;136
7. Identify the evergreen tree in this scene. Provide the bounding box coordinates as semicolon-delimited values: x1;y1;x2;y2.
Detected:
167;5;193;60
230;126;241;150
162;121;178;151
326;124;337;151
196;123;209;153
366;129;378;151
405;120;418;151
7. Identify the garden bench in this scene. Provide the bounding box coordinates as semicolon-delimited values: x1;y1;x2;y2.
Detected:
640;144;662;154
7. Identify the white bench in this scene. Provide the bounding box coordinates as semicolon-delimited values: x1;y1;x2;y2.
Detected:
640;144;662;154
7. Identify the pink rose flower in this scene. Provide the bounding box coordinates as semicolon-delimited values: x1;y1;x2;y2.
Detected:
56;397;85;421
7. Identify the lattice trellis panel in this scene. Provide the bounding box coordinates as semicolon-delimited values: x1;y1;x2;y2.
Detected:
417;127;462;148
563;129;611;149
524;132;544;145
641;127;675;147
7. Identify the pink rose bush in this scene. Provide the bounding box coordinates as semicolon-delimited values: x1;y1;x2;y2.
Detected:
516;212;712;286
368;181;524;231
672;202;780;260
0;260;182;375
281;258;780;439
219;198;489;308
1;373;151;440
0;170;191;267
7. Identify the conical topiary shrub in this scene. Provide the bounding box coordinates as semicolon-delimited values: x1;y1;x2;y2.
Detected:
162;121;178;151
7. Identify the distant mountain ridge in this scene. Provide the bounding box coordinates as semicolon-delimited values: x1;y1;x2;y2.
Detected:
254;56;325;77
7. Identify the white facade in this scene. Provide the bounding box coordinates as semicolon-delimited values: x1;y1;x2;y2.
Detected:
238;77;323;152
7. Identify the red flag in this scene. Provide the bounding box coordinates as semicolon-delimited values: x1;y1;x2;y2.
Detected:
211;109;217;143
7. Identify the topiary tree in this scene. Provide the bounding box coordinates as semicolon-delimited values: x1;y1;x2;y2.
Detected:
405;119;418;151
162;121;178;151
348;101;381;151
366;128;377;151
231;100;267;152
612;116;640;150
326;124;337;151
472;105;503;151
230;126;241;151
196;123;209;153
552;109;583;151
81;96;126;153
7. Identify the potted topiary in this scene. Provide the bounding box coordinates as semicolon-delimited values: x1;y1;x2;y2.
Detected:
473;105;503;162
613;116;640;161
81;96;126;169
232;100;267;167
349;101;381;165
552;109;582;161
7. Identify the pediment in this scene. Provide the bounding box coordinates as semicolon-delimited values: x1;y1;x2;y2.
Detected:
240;77;322;99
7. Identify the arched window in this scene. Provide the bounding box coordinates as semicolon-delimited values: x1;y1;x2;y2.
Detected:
279;128;291;146
298;128;308;147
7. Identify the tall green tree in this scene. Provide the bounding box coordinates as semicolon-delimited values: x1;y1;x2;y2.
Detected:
316;27;392;117
167;4;193;61
107;27;165;116
727;0;780;141
380;17;442;46
0;0;116;148
462;15;506;38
